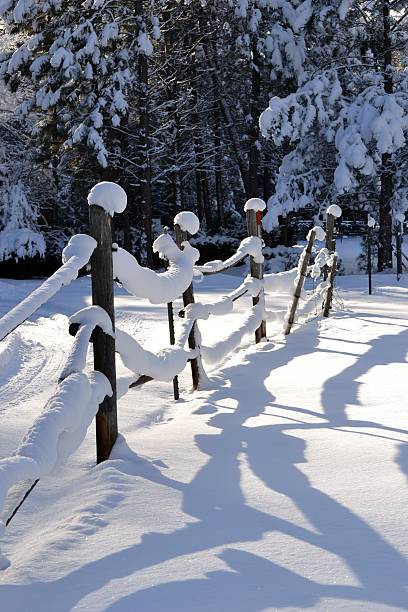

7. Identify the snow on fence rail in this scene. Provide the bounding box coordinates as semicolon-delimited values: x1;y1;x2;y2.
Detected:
0;307;112;570
0;234;96;342
0;182;342;568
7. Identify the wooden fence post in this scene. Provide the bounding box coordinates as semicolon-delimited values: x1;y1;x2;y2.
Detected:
324;213;335;280
323;211;338;318
167;301;180;400
245;201;266;343
284;229;316;335
163;227;180;400
396;221;403;280
323;255;338;318
89;204;118;463
367;226;373;295
174;224;202;390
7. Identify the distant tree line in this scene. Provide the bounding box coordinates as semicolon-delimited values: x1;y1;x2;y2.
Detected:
0;0;406;273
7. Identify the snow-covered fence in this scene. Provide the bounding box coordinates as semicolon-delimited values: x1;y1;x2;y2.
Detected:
0;182;347;569
0;306;113;570
285;227;318;335
165;202;267;385
0;234;96;342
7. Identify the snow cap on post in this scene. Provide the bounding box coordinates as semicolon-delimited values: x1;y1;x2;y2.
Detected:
326;204;342;218
308;226;326;242
244;198;266;213
367;215;376;228
174;211;200;236
87;182;127;217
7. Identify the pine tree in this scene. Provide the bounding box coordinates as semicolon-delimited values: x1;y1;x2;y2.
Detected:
259;0;408;270
0;0;157;167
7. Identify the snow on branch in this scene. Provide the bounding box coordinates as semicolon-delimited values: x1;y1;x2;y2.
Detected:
0;308;112;569
259;72;342;146
0;234;96;342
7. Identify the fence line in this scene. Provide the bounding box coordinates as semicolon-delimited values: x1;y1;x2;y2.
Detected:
0;183;341;567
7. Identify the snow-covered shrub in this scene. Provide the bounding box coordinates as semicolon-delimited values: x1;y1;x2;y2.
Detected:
263;244;304;273
190;233;241;264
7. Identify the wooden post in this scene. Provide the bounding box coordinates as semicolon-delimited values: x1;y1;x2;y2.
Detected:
89;204;118;463
174;224;202;390
167;301;180;400
322;211;338;317
396;222;403;280
367;226;373;295
163;227;180;400
284;229;316;335
323;255;338;318
246;208;266;343
324;213;335;280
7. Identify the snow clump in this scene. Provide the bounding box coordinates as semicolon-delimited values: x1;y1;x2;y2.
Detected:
87;182;127;216
244;198;267;212
326;204;342;218
174;211;200;235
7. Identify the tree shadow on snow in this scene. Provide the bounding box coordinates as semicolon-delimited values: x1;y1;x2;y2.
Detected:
3;317;408;611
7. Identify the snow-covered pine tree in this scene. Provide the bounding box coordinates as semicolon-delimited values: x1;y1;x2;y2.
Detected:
0;0;157;168
0;179;45;261
259;0;408;270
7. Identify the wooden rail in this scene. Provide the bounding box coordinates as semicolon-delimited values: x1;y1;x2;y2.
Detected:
284;229;316;335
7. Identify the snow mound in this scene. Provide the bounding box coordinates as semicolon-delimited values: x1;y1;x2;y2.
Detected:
69;306;114;337
87;182;127;216
264;268;298;293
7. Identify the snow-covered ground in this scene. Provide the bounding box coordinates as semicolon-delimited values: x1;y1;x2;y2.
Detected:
0;272;407;611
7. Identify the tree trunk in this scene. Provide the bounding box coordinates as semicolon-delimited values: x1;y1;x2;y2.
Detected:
378;0;393;271
248;41;261;198
214;99;225;227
